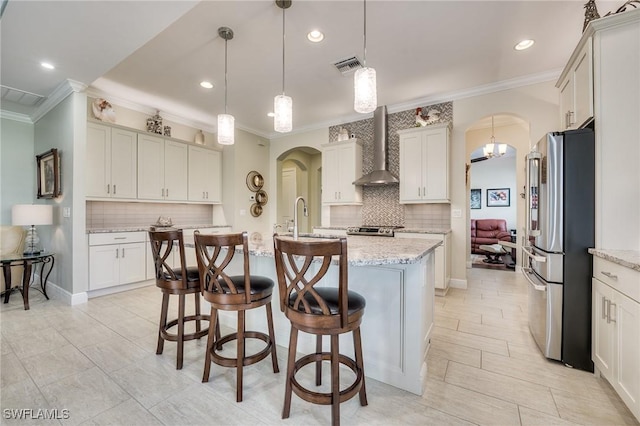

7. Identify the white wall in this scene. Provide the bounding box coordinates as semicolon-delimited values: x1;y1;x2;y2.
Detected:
0;118;35;223
470;155;517;230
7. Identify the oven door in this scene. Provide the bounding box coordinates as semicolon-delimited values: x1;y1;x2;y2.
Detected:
523;267;563;361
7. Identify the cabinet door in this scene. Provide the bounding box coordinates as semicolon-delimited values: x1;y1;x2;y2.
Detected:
89;244;119;290
322;146;340;203
86;123;111;197
559;76;574;130
164;140;188;201
189;146;221;202
337;144;357;203
572;41;593;129
399;133;424;203
110;128;138;199
137;134;165;200
424;128;449;201
118;242;147;285
613;290;640;415
593;278;614;377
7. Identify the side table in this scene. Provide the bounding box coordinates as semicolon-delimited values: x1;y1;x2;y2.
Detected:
0;252;55;310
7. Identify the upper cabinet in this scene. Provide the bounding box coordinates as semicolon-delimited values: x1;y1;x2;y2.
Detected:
321;139;363;205
558;39;593;130
87;122;137;199
398;123;450;204
188;145;221;203
137;134;188;201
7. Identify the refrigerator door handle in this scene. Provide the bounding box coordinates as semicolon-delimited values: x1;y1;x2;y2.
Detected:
523;246;546;262
523;269;547;292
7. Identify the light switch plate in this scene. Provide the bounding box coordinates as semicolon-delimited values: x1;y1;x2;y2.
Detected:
452;209;462;218
240;209;246;216
63;207;71;218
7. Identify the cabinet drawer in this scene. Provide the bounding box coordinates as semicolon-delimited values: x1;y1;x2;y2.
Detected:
89;231;146;246
594;257;640;303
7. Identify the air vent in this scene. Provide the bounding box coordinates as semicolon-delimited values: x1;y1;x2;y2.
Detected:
1;85;45;107
333;56;363;75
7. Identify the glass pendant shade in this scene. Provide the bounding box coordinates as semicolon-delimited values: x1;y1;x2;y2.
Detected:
484;143;494;157
354;67;377;113
498;143;507;155
217;113;234;145
274;94;292;133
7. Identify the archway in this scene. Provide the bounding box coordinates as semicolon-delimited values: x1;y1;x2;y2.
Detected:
465;114;530;272
276;147;322;234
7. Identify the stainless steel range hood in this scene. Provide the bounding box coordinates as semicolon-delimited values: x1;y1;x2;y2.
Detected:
353;106;399;186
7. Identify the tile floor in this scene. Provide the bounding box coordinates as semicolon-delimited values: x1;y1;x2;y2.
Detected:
1;268;638;425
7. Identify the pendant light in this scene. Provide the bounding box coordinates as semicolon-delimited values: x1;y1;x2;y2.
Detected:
354;0;377;114
274;0;292;133
217;26;234;145
483;116;507;158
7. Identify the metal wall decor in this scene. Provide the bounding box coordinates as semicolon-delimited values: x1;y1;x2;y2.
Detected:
146;110;164;135
246;171;267;217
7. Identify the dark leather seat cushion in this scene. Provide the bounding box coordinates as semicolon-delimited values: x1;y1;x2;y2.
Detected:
165;266;200;282
288;287;365;315
215;275;274;294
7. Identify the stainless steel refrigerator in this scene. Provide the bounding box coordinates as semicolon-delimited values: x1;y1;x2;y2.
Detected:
523;127;595;372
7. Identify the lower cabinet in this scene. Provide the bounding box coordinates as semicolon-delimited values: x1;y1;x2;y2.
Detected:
395;232;451;296
592;257;640;421
89;232;146;290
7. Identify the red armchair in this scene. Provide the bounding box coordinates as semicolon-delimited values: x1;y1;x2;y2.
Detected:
471;219;511;254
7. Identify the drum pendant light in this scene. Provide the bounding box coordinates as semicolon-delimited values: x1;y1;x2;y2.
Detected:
274;0;293;133
217;27;235;145
354;0;377;114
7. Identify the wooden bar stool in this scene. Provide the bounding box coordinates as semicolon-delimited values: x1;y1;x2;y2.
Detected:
148;228;212;370
273;235;367;426
194;231;279;402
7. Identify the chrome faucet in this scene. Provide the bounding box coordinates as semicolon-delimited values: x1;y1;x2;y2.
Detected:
293;196;308;240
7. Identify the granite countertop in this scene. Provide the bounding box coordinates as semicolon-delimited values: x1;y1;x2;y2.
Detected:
588;248;640;272
188;232;442;267
313;226;452;234
87;224;230;234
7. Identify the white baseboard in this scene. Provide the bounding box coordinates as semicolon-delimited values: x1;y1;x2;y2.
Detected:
45;282;88;306
449;278;467;289
87;280;154;299
466;260;472;268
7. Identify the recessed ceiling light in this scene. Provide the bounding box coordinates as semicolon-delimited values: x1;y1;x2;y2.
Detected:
200;81;214;89
514;39;534;51
267;112;275;118
307;30;324;43
40;62;55;70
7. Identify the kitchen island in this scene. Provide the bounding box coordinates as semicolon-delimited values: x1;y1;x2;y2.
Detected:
210;232;441;395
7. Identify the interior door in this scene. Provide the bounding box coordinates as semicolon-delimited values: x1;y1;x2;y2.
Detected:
281;167;297;229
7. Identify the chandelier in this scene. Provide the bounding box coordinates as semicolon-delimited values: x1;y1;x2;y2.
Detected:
483;116;507;158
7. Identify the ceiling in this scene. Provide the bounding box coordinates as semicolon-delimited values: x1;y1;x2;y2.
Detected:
1;1;620;138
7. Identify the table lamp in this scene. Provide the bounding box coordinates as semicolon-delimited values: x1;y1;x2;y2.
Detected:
12;204;53;255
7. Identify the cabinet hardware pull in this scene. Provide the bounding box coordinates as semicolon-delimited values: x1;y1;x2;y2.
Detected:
423;187;426;196
166;188;168;197
206;191;208;199
602;296;607;320
601;271;618;280
418;187;420;197
113;185;116;194
606;299;612;324
202;191;205;199
568;110;574;126
122;248;125;258
609;302;616;323
115;248;119;259
114;237;126;240
107;184;110;194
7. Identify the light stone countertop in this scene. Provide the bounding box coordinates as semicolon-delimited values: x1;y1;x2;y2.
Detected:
87;224;230;234
312;226;452;234
189;233;442;267
588;249;640;272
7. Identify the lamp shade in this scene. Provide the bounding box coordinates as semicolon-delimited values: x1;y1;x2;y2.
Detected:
354;67;377;113
12;204;53;226
217;113;235;145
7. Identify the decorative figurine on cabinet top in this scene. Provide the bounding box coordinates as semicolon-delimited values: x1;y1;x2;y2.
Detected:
92;98;116;123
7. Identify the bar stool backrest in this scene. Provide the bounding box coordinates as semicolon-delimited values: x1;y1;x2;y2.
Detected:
148;228;188;291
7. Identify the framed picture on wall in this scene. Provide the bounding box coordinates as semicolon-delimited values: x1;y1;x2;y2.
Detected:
36;148;61;199
470;188;481;209
487;188;510;207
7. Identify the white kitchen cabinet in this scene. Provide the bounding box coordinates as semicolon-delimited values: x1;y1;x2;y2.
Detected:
188;145;222;203
395;231;450;295
89;232;147;290
592;256;640;420
137;134;188;201
321;139;363;205
86;122;137;199
558;39;593;130
398;124;450;204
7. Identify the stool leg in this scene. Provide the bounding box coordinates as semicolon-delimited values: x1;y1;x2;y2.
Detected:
330;334;340;426
195;292;201;334
215;312;222;350
315;335;323;386
177;294;186;370
157;293;169;355
202;306;217;383
265;302;279;373
236;310;246;402
283;326;298;419
353;327;368;406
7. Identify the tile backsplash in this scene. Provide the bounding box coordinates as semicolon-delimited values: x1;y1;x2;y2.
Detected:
87;201;213;229
328;101;453;229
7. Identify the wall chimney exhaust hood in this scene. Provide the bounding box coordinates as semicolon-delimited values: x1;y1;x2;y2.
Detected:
353;105;399;186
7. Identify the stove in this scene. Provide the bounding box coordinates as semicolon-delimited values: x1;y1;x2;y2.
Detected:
346;226;403;237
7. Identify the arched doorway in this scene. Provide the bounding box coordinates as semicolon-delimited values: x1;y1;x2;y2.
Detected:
276;147;322;233
465;114;529;272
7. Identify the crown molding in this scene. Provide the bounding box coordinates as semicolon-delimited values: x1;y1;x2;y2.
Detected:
31;79;87;123
0;109;33;123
